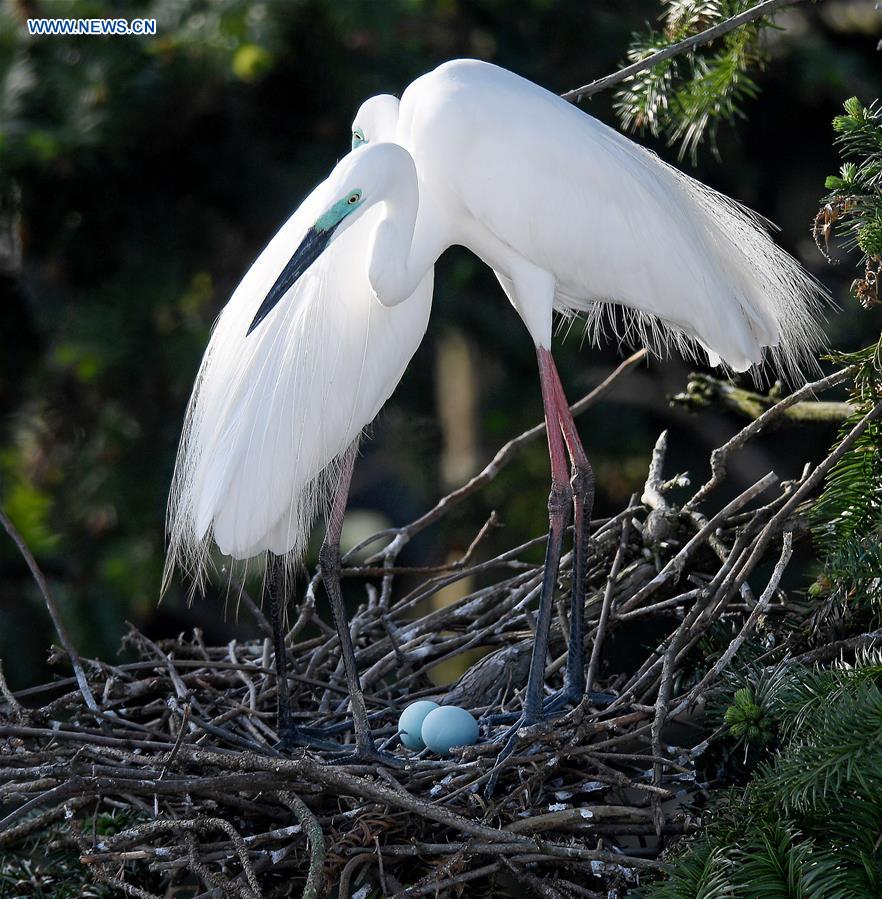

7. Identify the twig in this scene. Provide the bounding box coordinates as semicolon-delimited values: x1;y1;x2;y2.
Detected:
583;514;630;698
686;365;856;510
279;791;325;899
364;349;646;563
0;659;24;722
717;399;882;606
672;372;853;423
670;531;793;717
790;629;882;666
0;508;101;717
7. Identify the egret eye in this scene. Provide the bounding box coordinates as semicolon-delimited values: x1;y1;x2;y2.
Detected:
347;193;361;205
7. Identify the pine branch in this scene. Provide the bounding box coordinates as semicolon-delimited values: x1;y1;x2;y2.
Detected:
561;0;808;103
815;98;882;307
810;339;882;609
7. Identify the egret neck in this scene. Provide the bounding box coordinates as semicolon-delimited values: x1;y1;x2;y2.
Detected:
367;160;445;308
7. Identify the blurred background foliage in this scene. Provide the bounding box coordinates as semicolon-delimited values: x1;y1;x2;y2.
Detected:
0;0;880;690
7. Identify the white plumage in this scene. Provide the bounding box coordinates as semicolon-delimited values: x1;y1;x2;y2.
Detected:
383;60;825;374
167;58;828;588
165;158;432;586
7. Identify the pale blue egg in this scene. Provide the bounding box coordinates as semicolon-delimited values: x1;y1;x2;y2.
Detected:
398;700;439;750
421;706;479;755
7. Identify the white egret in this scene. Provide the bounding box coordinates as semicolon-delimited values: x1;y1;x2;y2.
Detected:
166;58;827;767
355;60;826;747
164;122;433;759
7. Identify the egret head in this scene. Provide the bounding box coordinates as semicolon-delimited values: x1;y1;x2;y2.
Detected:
351;94;400;150
247;142;415;335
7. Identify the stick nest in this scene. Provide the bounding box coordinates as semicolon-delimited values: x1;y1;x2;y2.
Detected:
1;358;865;899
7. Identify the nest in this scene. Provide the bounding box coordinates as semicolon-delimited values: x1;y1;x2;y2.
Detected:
1;354;870;899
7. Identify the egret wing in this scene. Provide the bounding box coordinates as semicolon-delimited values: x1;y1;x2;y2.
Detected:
166;178;433;584
400;60;825;376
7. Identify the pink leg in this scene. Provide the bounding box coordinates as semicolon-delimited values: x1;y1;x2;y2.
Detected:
518;349;574;722
545;355;596;702
484;349;575;794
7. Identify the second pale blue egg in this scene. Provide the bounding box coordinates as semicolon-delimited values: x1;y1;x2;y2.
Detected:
421;706;479;755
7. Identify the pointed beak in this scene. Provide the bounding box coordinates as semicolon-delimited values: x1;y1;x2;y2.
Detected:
247;226;336;335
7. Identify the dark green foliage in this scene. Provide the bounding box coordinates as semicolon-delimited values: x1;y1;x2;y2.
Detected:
723;686;773;746
0;810;151;896
614;1;767;160
816;98;882;307
766;683;882;812
643;97;882;897
810;103;882;609
636;842;734;898
811;372;882;606
807;103;882;623
1;832;117;898
640;655;882;899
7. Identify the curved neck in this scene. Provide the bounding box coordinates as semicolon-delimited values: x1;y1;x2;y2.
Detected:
368;168;444;307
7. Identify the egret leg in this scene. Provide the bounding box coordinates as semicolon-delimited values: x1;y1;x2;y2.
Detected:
319;443;402;767
268;559;340;752
525;351;573;725
267;558;292;732
484;350;572;792
544;353;607;711
485;350;623;792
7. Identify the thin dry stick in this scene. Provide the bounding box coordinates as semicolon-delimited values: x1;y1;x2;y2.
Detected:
686;365;856;510
716;399;882;604
0;659;23;722
791;629;882;666
671;531;793;717
560;0;810;103
364;348;647;563
617;472;779;616
0;508;101;717
279;791;325;899
583;514;630;698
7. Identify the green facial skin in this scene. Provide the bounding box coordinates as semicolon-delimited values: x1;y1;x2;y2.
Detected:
352;129;366;150
314;189;363;232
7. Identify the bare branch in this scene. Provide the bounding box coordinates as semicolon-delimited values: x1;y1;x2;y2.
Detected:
0;508;101;717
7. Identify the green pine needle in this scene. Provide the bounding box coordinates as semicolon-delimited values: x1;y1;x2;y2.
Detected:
614;0;769;161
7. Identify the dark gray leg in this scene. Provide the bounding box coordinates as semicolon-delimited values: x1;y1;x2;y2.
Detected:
318;444;401;764
552;361;600;706
522;479;572;721
269;557;339;751
484;349;572;793
267;558;293;735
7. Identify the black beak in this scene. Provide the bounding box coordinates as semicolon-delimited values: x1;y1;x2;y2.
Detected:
247;226;336;335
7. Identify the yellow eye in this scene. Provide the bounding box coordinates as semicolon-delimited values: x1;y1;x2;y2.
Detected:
347;193;360;204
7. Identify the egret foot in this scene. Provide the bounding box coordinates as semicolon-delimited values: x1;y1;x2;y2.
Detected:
483;713;544;798
303;707;390;736
327;738;406;768
274;722;345;753
480;689;615;727
542;686;616;715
